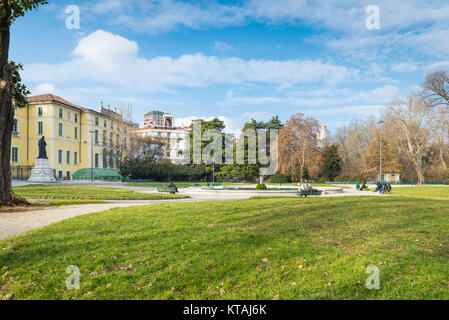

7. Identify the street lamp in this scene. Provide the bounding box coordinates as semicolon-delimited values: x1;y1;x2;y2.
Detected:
377;120;385;183
89;130;96;182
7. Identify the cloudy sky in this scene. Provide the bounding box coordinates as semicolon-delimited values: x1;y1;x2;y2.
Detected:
10;0;449;133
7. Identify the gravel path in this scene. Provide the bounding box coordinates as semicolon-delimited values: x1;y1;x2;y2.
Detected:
1;185;384;241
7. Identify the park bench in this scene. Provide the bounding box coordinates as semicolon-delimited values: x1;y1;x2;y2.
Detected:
356;184;369;191
157;187;178;194
297;189;323;197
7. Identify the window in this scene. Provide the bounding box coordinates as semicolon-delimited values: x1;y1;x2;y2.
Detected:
59;108;63;119
103;152;107;168
95;130;98;144
109;152;113;168
58;123;63;136
103;131;106;144
95;117;99;126
38;121;43;135
38;107;43;117
13;119;18;133
111;121;114;130
11;147;19;162
66;171;71;180
94;153;99;168
104;120;107;128
110;132;113;145
58;150;63;164
74;114;78;123
74;127;78;139
74;152;78;165
58;171;63;179
67;111;71;121
66;151;71;164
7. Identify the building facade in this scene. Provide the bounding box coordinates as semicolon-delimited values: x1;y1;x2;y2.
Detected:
10;94;137;180
135;110;189;164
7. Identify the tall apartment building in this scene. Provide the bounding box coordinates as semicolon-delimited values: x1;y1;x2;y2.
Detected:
135;110;189;164
144;110;174;129
10;94;137;180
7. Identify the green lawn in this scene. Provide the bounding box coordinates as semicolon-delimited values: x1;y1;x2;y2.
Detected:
13;185;188;200
1;196;448;300
391;186;449;200
32;200;107;207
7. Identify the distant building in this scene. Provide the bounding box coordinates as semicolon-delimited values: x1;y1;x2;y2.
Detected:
144;110;174;129
10;94;137;180
136;110;189;164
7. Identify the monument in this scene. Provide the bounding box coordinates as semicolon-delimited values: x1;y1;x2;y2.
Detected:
28;136;56;183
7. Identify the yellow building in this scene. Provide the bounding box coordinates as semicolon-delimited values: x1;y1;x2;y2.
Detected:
10;94;137;180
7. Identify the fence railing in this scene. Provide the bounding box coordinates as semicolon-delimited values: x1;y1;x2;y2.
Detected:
10;166;33;181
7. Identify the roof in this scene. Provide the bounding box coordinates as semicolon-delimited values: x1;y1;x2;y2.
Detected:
145;110;164;116
28;94;83;110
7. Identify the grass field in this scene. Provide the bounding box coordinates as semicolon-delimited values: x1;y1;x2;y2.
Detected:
12;185;188;200
391;186;449;200
1;196;448;300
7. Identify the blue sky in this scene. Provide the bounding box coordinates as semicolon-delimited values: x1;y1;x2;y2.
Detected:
10;0;449;133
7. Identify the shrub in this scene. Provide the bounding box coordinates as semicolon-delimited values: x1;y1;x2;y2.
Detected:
270;172;290;183
256;184;267;190
445;179;449;185
319;177;327;184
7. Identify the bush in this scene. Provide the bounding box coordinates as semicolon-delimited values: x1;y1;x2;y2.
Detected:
445;179;449;185
319;177;327;184
120;158;208;181
270;172;290;183
256;184;267;190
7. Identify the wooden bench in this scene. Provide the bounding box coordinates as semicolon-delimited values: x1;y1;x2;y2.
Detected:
297;189;323;197
157;187;178;194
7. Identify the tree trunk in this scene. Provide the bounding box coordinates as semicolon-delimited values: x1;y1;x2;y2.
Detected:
0;3;28;206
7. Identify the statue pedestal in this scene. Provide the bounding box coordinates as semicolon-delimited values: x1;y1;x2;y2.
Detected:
28;159;56;183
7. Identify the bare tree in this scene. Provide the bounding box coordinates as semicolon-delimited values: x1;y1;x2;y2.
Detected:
388;96;433;185
278;113;321;183
423;70;449;107
428;106;449;170
128;134;164;161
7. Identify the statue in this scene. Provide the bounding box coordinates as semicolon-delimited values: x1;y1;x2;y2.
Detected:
38;136;48;159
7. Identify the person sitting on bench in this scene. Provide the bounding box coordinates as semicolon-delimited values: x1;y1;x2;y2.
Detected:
374;182;382;192
168;182;178;193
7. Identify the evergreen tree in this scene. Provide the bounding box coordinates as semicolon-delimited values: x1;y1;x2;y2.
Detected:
320;144;342;181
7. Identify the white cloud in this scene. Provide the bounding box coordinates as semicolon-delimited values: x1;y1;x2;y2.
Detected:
32;83;56;95
23;30;357;91
221;85;400;107
214;41;232;51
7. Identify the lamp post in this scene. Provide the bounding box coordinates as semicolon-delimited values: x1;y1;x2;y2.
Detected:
213;161;215;183
89;130;96;182
377;120;385;183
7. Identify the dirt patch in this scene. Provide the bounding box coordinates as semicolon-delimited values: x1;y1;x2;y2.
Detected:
0;204;48;213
